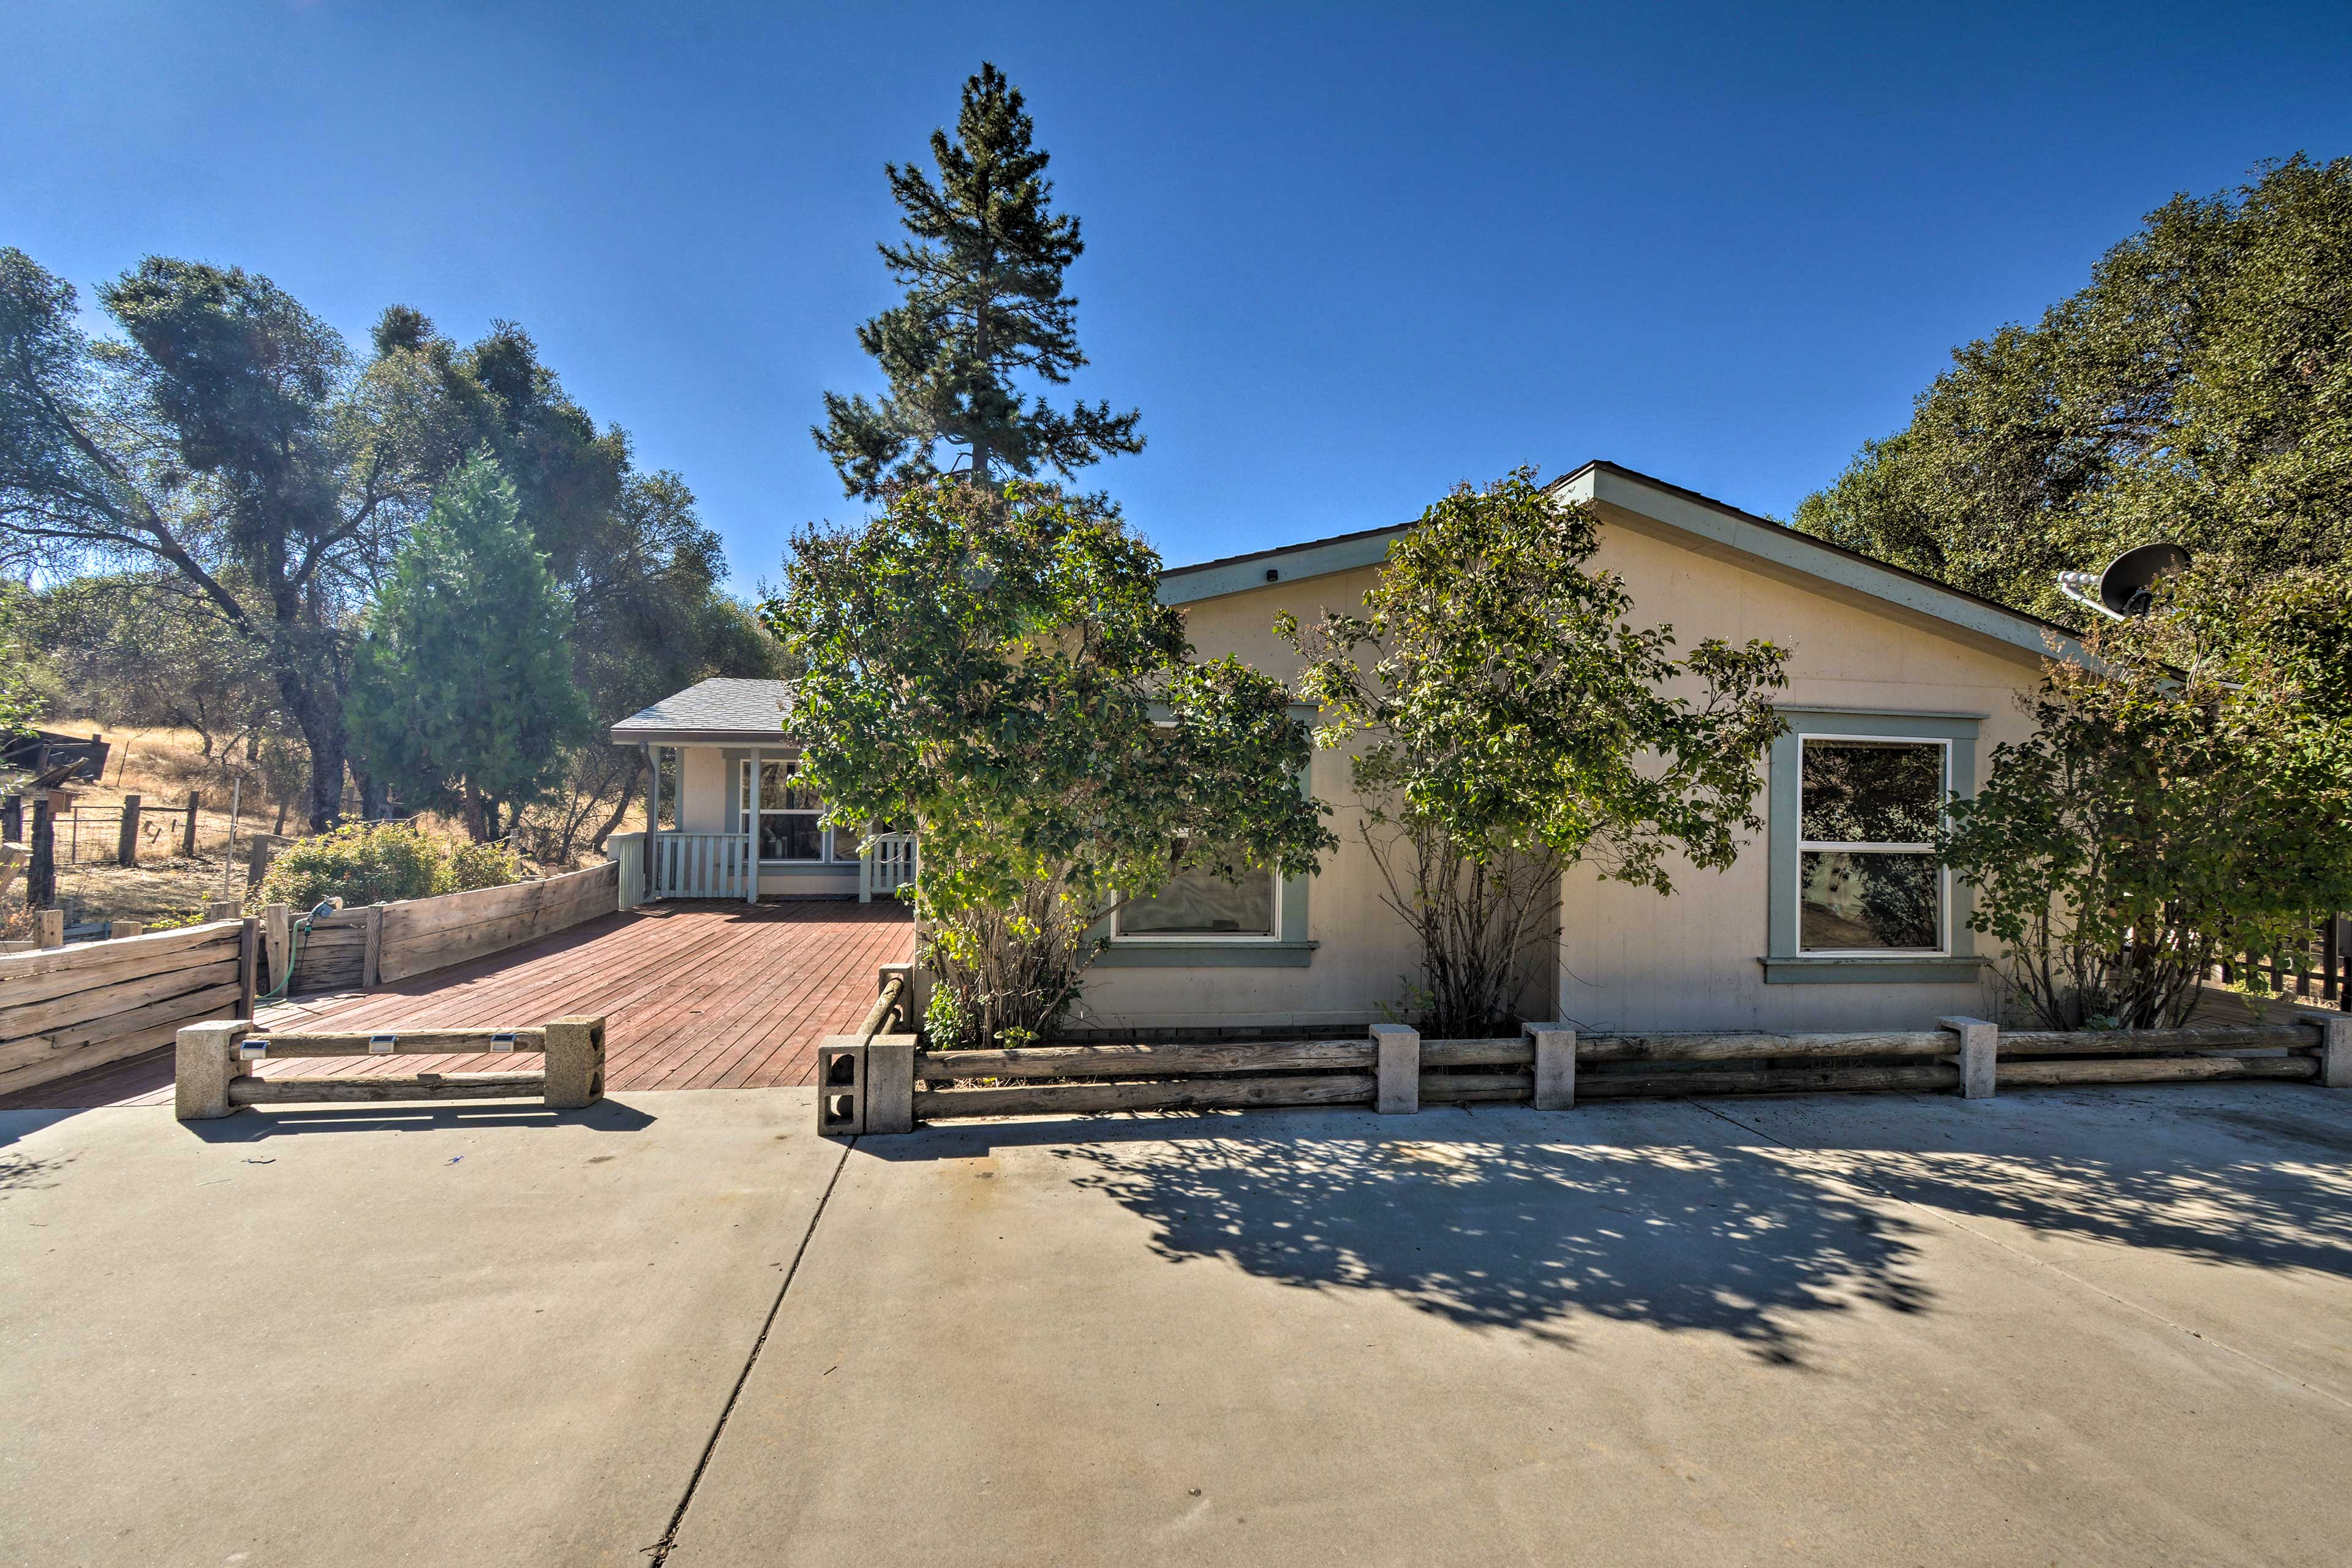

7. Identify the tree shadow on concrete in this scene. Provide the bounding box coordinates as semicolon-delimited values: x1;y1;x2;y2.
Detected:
1717;1089;2352;1283
1036;1105;1932;1365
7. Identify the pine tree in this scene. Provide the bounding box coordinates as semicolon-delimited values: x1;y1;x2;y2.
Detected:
348;452;591;841
815;62;1142;497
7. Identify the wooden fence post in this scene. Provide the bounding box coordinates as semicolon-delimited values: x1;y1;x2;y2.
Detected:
261;903;291;995
204;897;239;922
238;918;258;1019
108;920;144;940
1527;1022;1576;1110
1372;1023;1420;1114
182;791;201;858
28;794;55;907
2;793;19;842
116;794;141;866
37;909;64;949
362;905;383;989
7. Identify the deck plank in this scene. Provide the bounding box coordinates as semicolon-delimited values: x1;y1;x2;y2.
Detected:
0;899;914;1109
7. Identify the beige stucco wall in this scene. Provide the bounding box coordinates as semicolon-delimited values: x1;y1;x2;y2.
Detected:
1077;497;2046;1035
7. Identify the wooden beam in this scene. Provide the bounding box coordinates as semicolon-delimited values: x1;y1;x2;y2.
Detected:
228;1072;548;1105
233;1028;549;1056
1998;1025;2315;1056
916;1038;1378;1081
1578;1030;1953;1062
916;1073;1376;1119
1997;1056;2318;1088
1578;1063;1963;1098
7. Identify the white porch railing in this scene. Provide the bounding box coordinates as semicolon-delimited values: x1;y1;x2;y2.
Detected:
650;831;755;900
861;833;918;902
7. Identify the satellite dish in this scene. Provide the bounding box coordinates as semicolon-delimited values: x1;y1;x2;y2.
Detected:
2097;542;2192;617
2056;542;2193;620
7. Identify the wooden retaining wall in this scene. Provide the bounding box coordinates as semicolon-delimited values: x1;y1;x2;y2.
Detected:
276;862;621;997
0;919;255;1098
867;1017;2350;1129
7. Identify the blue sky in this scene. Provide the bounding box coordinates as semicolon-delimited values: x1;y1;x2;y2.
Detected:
7;1;2350;592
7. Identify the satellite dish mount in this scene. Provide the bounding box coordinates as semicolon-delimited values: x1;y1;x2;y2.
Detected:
2056;542;2192;621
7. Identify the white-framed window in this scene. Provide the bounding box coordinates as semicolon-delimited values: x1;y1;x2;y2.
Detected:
739;758;858;864
1795;735;1948;956
1113;845;1281;941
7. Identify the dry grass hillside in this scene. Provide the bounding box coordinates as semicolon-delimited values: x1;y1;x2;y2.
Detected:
7;720;643;934
4;722;302;931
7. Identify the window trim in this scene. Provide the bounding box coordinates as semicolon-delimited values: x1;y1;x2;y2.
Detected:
1111;862;1285;943
736;753;845;867
1092;703;1319;968
1793;733;1951;959
1762;709;1986;986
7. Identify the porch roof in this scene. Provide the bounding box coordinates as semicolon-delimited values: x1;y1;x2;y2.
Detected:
608;677;794;745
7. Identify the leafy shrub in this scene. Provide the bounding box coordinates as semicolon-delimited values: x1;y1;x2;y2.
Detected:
253;821;522;910
443;839;522;893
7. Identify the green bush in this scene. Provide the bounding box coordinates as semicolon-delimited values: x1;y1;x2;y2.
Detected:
443;839;522;893
253;821;523;910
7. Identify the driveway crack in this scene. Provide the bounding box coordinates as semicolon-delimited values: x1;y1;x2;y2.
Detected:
642;1134;856;1564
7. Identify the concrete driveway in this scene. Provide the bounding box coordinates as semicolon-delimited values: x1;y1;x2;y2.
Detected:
7;1085;2352;1567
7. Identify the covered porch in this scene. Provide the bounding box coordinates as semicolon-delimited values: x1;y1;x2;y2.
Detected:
608;677;916;905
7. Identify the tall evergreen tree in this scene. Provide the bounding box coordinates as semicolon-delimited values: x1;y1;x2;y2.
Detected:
815;62;1142;496
348;453;590;841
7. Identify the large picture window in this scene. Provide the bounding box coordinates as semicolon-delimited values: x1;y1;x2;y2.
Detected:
741;758;831;862
1796;737;1947;953
1115;849;1278;939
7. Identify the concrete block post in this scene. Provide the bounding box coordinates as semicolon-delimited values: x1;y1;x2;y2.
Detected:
1939;1016;1998;1099
174;1020;253;1121
864;1033;917;1135
1372;1023;1420;1115
816;1036;867;1136
1527;1023;1577;1110
543;1016;606;1110
2299;1009;2352;1089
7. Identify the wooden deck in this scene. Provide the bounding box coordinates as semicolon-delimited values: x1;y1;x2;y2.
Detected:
0;899;915;1110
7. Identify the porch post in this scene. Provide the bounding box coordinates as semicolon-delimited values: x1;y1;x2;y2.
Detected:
745;753;759;905
644;745;661;900
859;819;873;903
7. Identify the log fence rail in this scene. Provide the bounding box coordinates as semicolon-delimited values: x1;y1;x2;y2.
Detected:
173;1016;606;1120
836;1013;2352;1135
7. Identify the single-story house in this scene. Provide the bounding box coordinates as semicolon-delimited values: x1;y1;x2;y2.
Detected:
609;459;2082;1035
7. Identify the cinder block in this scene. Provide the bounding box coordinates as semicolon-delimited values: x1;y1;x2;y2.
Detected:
816;1036;867;1136
1527;1023;1576;1110
175;1020;252;1121
1939;1016;1997;1099
2300;1011;2352;1090
543;1016;606;1110
1371;1023;1419;1115
864;1033;917;1134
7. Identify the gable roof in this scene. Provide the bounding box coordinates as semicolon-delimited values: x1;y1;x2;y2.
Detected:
608;677;793;745
1159;458;2087;667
